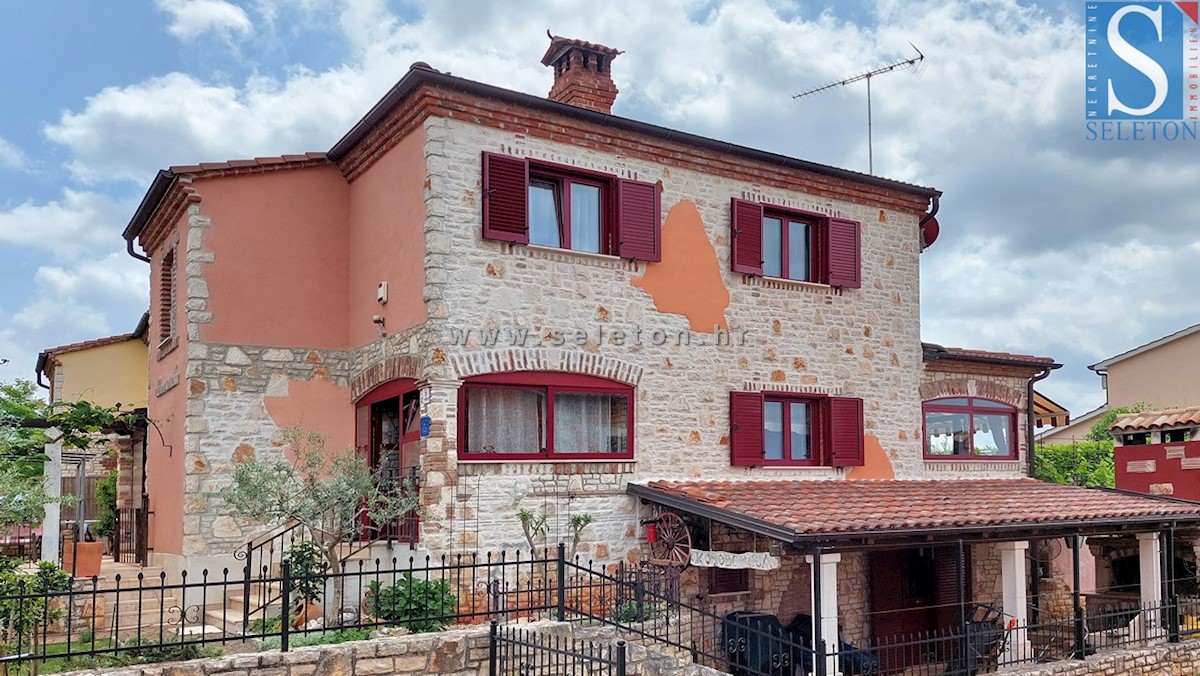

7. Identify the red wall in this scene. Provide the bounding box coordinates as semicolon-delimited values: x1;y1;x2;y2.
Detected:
1115;440;1200;501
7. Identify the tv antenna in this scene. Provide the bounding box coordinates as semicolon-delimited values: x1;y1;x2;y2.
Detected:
793;44;926;175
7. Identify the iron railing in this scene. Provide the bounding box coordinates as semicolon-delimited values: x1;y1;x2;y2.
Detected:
489;620;626;676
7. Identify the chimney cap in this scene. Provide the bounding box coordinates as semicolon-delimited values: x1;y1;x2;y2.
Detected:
540;32;623;66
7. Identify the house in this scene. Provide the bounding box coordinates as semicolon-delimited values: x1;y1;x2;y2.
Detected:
118;35;1200;672
35;312;150;410
1110;406;1200;500
1038;321;1200;446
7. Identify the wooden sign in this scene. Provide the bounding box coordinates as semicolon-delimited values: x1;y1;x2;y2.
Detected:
689;549;780;570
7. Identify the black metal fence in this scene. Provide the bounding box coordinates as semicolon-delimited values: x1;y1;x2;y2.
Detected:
1;543;1198;675
489;620;626;676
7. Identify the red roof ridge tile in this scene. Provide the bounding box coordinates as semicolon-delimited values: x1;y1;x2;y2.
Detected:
40;332;138;359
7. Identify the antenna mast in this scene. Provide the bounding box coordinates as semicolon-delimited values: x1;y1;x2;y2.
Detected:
794;45;926;175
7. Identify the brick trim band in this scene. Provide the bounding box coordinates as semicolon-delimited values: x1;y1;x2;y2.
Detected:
449;348;643;386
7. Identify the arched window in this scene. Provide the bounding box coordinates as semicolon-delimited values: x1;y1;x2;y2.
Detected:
458;372;633;460
923;397;1016;459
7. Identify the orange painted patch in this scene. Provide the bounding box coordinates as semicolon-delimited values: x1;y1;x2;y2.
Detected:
631;201;729;332
264;379;355;463
847;434;895;480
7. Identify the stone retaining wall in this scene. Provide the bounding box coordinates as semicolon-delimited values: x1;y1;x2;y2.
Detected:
57;622;725;676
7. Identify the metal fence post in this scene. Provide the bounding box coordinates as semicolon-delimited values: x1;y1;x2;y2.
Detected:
1072;534;1085;659
242;542;253;637
1168;526;1180;642
616;639;627;676
488;620;499;676
557;542;567;622
280;559;292;653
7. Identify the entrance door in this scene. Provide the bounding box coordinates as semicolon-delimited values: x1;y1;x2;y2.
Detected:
355;381;420;542
870;546;969;672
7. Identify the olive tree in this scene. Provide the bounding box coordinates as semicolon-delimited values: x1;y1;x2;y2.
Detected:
224;425;420;615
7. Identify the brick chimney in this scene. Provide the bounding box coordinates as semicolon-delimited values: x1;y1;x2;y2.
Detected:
541;34;622;114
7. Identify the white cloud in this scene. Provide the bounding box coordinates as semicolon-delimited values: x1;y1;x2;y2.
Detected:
11;253;146;333
156;0;253;40
0;137;24;170
0;190;131;258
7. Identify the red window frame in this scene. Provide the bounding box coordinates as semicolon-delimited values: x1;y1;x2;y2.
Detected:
528;163;615;255
761;394;825;467
762;210;818;282
458;371;634;461
922;397;1017;460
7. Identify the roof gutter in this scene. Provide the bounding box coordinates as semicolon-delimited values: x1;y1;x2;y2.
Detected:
1027;364;1060;477
922;342;1060;371
329;65;941;200
34;353;49;390
122;169;177;262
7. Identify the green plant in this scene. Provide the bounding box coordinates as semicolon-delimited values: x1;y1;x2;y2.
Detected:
1087;403;1150;442
0;561;73;652
364;574;457;633
286;540;327;608
517;508;549;552
610;600;666;624
224;424;419;613
1034;441;1116;488
567;513;593;558
249;615;283;634
92;470;118;547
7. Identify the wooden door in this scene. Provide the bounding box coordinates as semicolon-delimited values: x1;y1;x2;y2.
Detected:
870;548;940;672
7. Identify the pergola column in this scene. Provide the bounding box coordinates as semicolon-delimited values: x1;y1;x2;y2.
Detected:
1137;531;1164;638
998;541;1030;662
806;552;841;675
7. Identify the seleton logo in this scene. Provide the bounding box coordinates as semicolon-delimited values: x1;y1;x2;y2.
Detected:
1086;1;1200;140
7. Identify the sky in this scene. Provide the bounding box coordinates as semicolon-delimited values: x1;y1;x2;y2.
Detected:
0;0;1196;422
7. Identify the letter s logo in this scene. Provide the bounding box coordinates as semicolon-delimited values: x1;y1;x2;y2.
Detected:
1108;4;1170;116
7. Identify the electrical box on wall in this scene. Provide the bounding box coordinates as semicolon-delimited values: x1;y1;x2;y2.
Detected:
377;281;388;305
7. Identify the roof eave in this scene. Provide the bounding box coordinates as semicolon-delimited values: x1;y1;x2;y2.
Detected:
626;483;798;543
922;342;1061;370
122;169;177;244
328;65;942;200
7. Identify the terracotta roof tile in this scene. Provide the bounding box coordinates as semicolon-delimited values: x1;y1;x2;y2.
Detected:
168;152;327;176
41;333;138;360
1111;406;1200;432
638;479;1200;537
541;35;622;65
925;344;1056;366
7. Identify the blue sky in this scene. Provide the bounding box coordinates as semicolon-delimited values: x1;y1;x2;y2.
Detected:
1;0;1197;424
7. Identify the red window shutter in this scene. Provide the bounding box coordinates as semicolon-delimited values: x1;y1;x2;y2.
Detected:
730;199;763;275
828;397;864;467
729;391;764;467
616;178;661;261
825;217;861;288
481;152;529;243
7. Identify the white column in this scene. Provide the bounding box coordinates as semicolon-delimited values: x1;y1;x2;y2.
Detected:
806;552;841;676
998;541;1030;662
40;427;64;563
1137;532;1163;638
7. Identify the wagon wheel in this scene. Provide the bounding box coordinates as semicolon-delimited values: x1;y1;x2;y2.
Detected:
649;512;692;568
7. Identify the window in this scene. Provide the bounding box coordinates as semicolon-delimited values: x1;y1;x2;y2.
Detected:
529;172;608;253
459;372;633;460
158;248;177;345
923;397;1016;459
729;392;864;468
708;568;750;595
482;152;661;261
730;198;861;287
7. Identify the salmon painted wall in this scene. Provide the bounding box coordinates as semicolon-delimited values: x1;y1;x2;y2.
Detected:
1107;330;1200;409
197;166;350;349
55;340;148;409
147;213;189;557
347;128;428;347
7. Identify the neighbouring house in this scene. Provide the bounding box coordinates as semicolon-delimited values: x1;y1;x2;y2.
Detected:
117;34;1200;672
31;313;151;564
1038;321;1200;446
1111;406;1200;500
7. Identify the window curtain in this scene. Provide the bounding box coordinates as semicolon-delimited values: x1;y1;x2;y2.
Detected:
466;388;545;454
570;183;601;253
555;392;626;453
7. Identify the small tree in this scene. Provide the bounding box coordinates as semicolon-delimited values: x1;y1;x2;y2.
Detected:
0;464;56;535
1034;441;1116;488
1087;402;1149;442
224;425;419;616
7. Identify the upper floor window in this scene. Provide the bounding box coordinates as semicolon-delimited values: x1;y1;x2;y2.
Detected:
923;397;1016;460
730;198;861;288
459;371;634;461
481;152;661;261
158;248;177;345
729;391;864;468
529;170;608;253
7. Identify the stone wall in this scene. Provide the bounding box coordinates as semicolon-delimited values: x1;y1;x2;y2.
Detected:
57;622;726;676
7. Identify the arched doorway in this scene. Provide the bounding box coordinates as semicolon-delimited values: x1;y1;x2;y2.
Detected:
354;379;420;542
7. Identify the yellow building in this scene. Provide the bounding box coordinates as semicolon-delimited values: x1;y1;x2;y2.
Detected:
35;313;149;410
